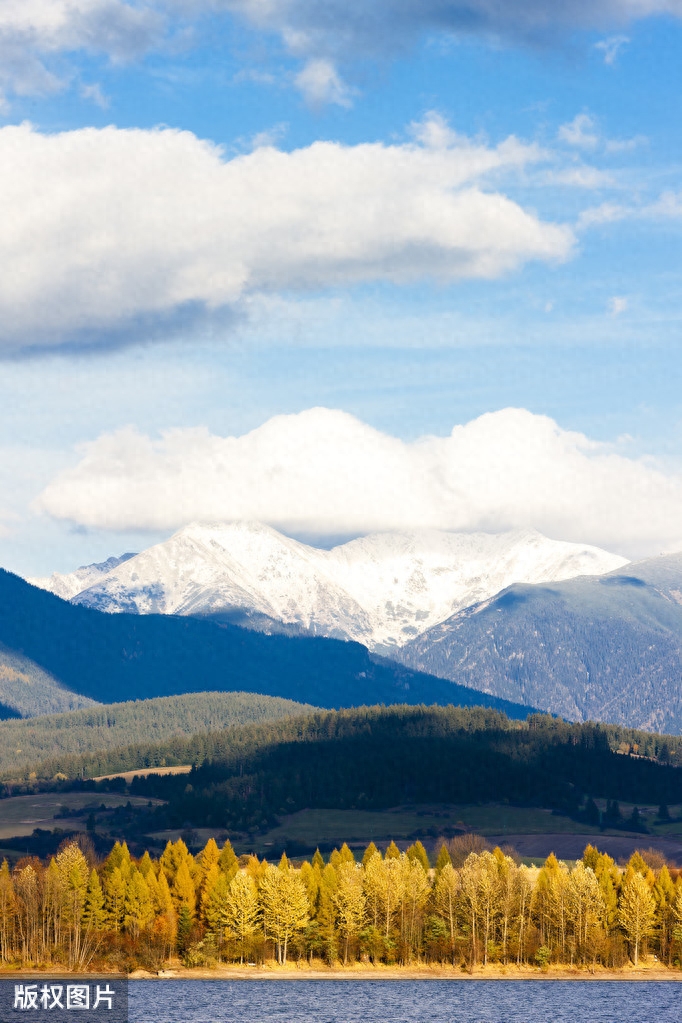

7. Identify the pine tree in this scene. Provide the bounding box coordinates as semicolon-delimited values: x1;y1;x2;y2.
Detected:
385;841;400;860
653;864;676;963
435;844;452;874
406;841;430;872
172;860;196;917
329;848;342;869
104;867;127;931
0;859;16;963
333;862;365;965
362;843;379;867
223;872;260;964
259;864;309;964
200;863;221;925
218;839;238;876
176;904;193;956
434;863;459;950
317;863;339;962
619;869;655;965
124;869;153;939
198;838;220;878
138;851;155;879
339;843;355;864
312;849;325;870
83;870;106;931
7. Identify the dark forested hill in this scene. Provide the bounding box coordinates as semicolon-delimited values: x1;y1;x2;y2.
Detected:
0;569;534;718
111;706;682;833
394;555;682;732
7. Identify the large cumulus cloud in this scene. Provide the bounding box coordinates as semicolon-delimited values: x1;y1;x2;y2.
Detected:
35;407;682;558
0;121;571;354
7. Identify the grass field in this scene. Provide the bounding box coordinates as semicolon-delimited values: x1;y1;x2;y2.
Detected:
0;791;163;840
4;794;682;862
147;802;682;858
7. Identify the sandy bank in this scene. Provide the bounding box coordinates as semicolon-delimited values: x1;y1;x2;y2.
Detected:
127;961;682;982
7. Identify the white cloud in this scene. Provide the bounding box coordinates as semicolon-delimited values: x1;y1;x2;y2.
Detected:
595;33;630;63
0;121;571;354
608;295;628;315
559;114;600;149
0;0;162;102
543;166;613;188
35;406;682;557
578;202;629;229
198;1;682;59
294;59;352;107
578;190;682;231
4;2;682;103
604;134;647;152
80;82;110;108
558;112;645;156
648;190;682;217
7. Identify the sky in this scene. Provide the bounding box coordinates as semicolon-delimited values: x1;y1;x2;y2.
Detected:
2;0;682;575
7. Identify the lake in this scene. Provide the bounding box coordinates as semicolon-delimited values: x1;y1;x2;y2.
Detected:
128;980;681;1022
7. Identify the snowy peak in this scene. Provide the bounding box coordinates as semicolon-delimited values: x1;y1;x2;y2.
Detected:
28;552;137;602
323;527;627;647
31;523;628;650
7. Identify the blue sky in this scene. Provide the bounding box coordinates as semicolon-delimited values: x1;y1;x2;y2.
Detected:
2;1;682;574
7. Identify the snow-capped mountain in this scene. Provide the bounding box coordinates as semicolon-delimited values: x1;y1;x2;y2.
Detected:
29;553;137;601
30;523;628;650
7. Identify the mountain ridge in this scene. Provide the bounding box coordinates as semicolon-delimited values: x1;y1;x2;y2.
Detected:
393;553;682;732
29;521;627;650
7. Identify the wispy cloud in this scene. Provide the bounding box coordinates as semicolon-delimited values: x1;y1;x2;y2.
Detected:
294;58;353;107
559;114;600;149
608;295;628;316
80;82;109;108
0;1;163;104
3;2;681;105
595;33;630;65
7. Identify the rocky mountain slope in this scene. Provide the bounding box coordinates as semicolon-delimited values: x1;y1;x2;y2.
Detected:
394;554;682;732
30;522;627;650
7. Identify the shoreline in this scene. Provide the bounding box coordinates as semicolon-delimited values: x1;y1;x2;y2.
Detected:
5;962;682;982
132;962;682;982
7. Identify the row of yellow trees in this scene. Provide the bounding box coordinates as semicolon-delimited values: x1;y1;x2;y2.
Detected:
1;837;681;971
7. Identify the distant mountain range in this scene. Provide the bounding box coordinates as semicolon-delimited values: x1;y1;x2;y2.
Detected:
24;523;682;732
0;568;535;719
29;521;626;650
395;553;682;733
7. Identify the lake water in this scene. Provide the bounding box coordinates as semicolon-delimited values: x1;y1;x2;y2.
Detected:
128;979;681;1022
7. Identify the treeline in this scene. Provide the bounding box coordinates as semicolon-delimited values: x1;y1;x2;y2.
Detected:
20;704;516;783
0;692;315;777
2;834;682;972
19;705;682;791
120;708;682;834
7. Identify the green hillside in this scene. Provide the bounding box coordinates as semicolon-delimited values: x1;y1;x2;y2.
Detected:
0;691;316;777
